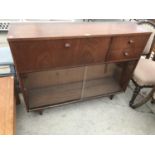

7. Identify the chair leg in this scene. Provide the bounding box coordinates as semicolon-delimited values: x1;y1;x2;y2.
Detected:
151;97;155;104
109;95;114;100
38;110;43;115
129;86;141;108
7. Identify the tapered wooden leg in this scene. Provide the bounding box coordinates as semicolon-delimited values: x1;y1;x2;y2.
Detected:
129;86;141;108
109;95;114;100
15;80;21;105
38;110;43;115
15;90;20;105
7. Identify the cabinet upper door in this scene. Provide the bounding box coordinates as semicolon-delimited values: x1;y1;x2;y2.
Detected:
9;37;110;73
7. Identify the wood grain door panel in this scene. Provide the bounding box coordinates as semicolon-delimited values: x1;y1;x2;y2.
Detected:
75;37;110;65
10;39;79;72
10;37;110;73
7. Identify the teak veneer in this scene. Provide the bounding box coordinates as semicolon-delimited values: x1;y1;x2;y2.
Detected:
8;22;151;112
0;76;15;134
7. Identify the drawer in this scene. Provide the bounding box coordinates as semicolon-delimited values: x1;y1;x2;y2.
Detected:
107;35;150;61
10;37;110;72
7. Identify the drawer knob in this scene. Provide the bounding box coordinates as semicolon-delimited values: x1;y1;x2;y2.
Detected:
124;52;129;56
65;43;71;48
128;40;134;44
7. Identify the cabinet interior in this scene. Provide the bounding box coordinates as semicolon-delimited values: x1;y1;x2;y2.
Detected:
22;62;126;109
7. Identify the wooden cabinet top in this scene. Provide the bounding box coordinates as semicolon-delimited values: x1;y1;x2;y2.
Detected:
0;76;15;135
8;22;151;41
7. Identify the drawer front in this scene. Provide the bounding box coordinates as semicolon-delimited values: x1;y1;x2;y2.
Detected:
10;37;110;73
107;35;150;61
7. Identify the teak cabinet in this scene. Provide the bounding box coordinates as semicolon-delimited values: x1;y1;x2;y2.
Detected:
8;22;151;112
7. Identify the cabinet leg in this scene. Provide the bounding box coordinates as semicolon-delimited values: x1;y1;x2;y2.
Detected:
151;98;155;104
109;95;114;100
15;86;20;105
129;86;141;108
38;110;43;115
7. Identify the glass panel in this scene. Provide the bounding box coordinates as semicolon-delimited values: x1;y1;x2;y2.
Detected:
22;67;85;109
21;62;126;109
82;63;123;98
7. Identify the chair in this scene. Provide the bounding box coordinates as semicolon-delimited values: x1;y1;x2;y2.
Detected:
129;34;155;108
138;20;155;58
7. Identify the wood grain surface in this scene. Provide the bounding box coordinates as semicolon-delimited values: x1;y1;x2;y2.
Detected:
7;22;151;111
107;34;150;61
9;37;110;73
0;76;15;135
8;22;151;40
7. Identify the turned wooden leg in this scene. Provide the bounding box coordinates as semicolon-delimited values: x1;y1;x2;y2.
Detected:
151;98;155;104
109;95;114;100
131;87;155;108
129;86;141;108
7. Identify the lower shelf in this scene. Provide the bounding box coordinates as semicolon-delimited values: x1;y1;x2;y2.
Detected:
28;76;122;109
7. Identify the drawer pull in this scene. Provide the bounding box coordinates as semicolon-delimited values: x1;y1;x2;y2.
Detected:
128;40;134;44
124;52;129;56
65;43;71;48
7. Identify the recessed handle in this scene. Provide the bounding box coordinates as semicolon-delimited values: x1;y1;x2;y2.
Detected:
128;39;134;44
65;43;71;48
124;52;129;56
